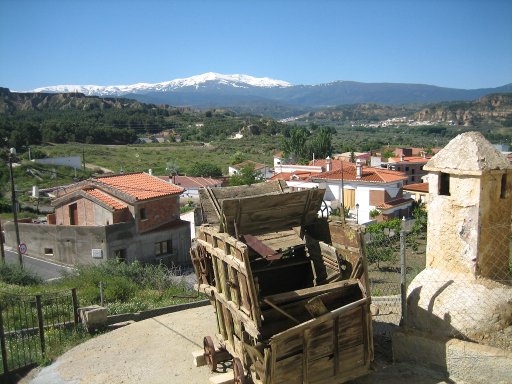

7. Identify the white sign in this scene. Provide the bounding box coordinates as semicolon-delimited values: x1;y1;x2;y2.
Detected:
19;243;27;254
91;249;103;259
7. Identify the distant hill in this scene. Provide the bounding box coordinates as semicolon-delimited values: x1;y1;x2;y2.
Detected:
24;73;512;117
295;93;512;128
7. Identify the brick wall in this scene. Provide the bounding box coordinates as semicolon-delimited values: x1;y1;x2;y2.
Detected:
136;195;180;233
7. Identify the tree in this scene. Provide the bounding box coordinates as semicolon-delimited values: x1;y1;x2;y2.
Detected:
282;127;309;163
188;162;222;177
309;127;333;159
229;163;262;186
364;218;402;269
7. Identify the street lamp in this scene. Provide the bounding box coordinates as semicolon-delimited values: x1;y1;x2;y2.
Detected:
355;203;360;224
8;148;23;268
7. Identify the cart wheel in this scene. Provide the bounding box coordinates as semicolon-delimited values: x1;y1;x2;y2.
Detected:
203;336;217;372
233;357;246;384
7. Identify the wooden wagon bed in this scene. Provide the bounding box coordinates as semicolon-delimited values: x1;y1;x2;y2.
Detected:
191;181;373;383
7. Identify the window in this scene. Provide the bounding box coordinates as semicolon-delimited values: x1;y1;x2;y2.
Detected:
439;172;450;196
405;166;409;172
500;174;508;199
411;176;415;182
69;203;78;225
139;208;147;220
44;248;54;256
412;169;415;174
114;249;127;262
155;240;172;256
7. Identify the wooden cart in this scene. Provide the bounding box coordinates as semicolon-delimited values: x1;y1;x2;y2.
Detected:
191;181;373;384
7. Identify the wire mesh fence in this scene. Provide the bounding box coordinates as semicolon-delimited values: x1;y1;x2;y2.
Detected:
0;289;79;378
363;217;512;353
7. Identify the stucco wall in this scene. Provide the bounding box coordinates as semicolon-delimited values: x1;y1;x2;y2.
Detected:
426;173;481;274
4;221;108;265
4;219;192;267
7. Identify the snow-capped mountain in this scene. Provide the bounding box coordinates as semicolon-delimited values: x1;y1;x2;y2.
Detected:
30;72;292;95
25;73;512;118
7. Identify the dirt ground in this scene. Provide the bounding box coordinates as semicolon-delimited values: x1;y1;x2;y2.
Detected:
20;304;452;384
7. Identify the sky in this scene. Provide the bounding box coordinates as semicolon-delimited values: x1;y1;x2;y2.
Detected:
0;0;511;91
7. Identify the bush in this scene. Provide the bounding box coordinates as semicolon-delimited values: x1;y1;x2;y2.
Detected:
0;263;43;285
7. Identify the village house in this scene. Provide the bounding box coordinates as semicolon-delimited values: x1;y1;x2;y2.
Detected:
403;182;429;208
272;155;412;224
228;160;273;179
4;172;191;266
159;175;223;199
310;160;412;223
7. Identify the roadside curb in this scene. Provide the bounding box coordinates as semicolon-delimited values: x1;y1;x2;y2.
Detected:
106;299;210;325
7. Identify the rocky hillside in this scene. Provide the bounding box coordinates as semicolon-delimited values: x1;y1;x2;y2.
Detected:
415;93;512;127
0;87;185;115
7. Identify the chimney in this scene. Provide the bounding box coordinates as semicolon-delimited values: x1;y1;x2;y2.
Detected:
400;154;405;162
325;156;332;172
356;159;362;179
148;169;153;175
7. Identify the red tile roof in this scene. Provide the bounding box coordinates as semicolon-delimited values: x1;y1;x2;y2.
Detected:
94;173;184;201
85;189;128;210
159;175;222;189
377;197;413;210
388;156;430;164
312;163;408;183
403;183;429;193
271;171;316;181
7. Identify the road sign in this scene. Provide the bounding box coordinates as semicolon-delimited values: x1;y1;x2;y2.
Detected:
18;243;27;254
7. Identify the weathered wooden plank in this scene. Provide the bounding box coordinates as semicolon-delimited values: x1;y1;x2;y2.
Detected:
273;353;303;384
220;189;324;236
270;298;368;344
263;279;359;306
305;295;329;317
339;343;366;372
196;238;248;276
199;285;261;339
308;354;336;384
306;320;334;360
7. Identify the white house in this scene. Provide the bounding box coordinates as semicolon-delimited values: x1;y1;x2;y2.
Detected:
310;159;412;224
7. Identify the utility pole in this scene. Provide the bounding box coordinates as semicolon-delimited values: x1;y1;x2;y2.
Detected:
8;148;23;268
0;219;5;264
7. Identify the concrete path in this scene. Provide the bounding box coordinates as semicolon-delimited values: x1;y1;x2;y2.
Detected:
21;306;453;384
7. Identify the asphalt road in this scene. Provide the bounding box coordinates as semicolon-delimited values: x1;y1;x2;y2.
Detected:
2;248;75;280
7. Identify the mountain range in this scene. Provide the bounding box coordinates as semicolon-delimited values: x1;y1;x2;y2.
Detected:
26;73;512;118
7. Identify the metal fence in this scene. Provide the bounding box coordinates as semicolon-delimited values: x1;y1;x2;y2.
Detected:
0;288;79;379
364;220;512;351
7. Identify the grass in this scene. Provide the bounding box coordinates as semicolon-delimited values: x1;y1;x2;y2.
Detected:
31;137;277;177
1;260;202;315
0;261;202;374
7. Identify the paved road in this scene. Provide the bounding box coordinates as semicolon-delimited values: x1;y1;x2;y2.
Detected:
3;248;75;280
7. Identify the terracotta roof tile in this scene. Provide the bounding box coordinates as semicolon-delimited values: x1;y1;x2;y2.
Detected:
388;156;430;163
377;197;413;210
312;164;407;183
403;183;429;193
94;173;184;200
85;189;128;210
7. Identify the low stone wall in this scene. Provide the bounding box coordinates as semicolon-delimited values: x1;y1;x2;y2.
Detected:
106;299;210;325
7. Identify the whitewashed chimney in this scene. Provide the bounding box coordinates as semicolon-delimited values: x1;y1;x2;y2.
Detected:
325;156;332;172
356;159;362;179
32;185;39;198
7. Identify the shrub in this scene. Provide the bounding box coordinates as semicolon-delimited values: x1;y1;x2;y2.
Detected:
0;263;43;285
